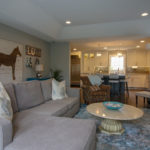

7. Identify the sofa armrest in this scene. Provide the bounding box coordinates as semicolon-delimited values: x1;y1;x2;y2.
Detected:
0;118;13;150
66;87;80;98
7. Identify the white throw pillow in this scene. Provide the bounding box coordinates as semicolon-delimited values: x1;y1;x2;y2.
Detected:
52;79;68;100
0;82;13;120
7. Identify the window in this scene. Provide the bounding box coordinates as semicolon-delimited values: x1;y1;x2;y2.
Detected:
109;55;125;74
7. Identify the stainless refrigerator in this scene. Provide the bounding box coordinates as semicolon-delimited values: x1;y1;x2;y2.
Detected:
71;55;80;87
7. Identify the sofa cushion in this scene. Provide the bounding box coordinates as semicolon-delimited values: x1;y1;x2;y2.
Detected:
58;97;80;109
14;97;79;118
14;81;44;111
4;83;18;113
19;100;68;117
0;118;13;149
40;79;52;101
6;116;96;150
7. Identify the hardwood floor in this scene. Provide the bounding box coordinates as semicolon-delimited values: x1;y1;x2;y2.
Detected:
126;90;150;108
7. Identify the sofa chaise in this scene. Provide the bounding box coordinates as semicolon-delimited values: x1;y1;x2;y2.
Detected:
0;80;96;150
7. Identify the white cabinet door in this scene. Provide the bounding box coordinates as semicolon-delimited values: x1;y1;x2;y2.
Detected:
147;51;150;66
100;51;108;66
127;50;147;67
95;52;108;67
89;53;95;73
127;50;136;67
95;55;102;66
127;73;149;88
83;53;90;73
136;50;147;66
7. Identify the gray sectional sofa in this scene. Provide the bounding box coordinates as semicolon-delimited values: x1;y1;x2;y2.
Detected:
1;80;96;150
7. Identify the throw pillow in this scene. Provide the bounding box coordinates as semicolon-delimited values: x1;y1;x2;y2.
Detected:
4;83;19;113
0;82;13;120
52;79;68;100
88;75;102;86
40;79;53;101
14;81;44;111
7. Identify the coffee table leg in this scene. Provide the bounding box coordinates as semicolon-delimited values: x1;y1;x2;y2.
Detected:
99;119;124;135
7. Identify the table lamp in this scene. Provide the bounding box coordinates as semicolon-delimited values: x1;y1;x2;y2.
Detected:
35;64;44;78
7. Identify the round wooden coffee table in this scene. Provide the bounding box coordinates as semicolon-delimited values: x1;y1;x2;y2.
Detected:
87;103;144;135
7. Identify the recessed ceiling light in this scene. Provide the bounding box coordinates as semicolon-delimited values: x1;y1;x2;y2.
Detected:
97;53;102;57
104;47;107;50
117;53;122;57
136;45;140;48
141;12;149;17
73;48;77;51
65;21;71;24
140;40;145;43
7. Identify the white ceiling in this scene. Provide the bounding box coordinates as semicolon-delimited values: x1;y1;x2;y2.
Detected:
32;0;150;25
0;0;150;41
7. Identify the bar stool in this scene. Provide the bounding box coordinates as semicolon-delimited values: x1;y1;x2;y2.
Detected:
109;74;120;100
119;79;129;103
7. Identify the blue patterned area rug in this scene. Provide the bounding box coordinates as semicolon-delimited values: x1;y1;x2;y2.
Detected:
74;105;150;150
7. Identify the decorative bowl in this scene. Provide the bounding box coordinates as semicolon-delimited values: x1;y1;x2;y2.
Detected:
103;101;123;110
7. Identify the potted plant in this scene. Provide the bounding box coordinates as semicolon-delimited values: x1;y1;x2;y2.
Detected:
50;69;63;81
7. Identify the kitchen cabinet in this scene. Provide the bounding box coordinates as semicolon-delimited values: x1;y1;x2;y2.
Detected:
82;50;150;74
83;53;90;73
127;73;150;88
82;53;95;73
82;51;108;74
127;50;147;67
147;50;150;66
95;51;108;67
136;50;147;66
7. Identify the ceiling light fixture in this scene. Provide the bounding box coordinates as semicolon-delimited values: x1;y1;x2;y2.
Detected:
97;53;102;57
141;12;149;17
140;40;145;43
136;45;140;48
65;21;71;24
117;53;122;57
73;48;77;51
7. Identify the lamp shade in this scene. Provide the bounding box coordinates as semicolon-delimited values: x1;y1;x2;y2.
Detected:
35;64;44;72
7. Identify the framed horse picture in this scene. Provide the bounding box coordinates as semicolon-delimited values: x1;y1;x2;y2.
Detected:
0;39;23;83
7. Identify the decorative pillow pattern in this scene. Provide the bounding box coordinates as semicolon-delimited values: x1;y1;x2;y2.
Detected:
88;75;102;86
52;79;68;100
0;82;13;120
